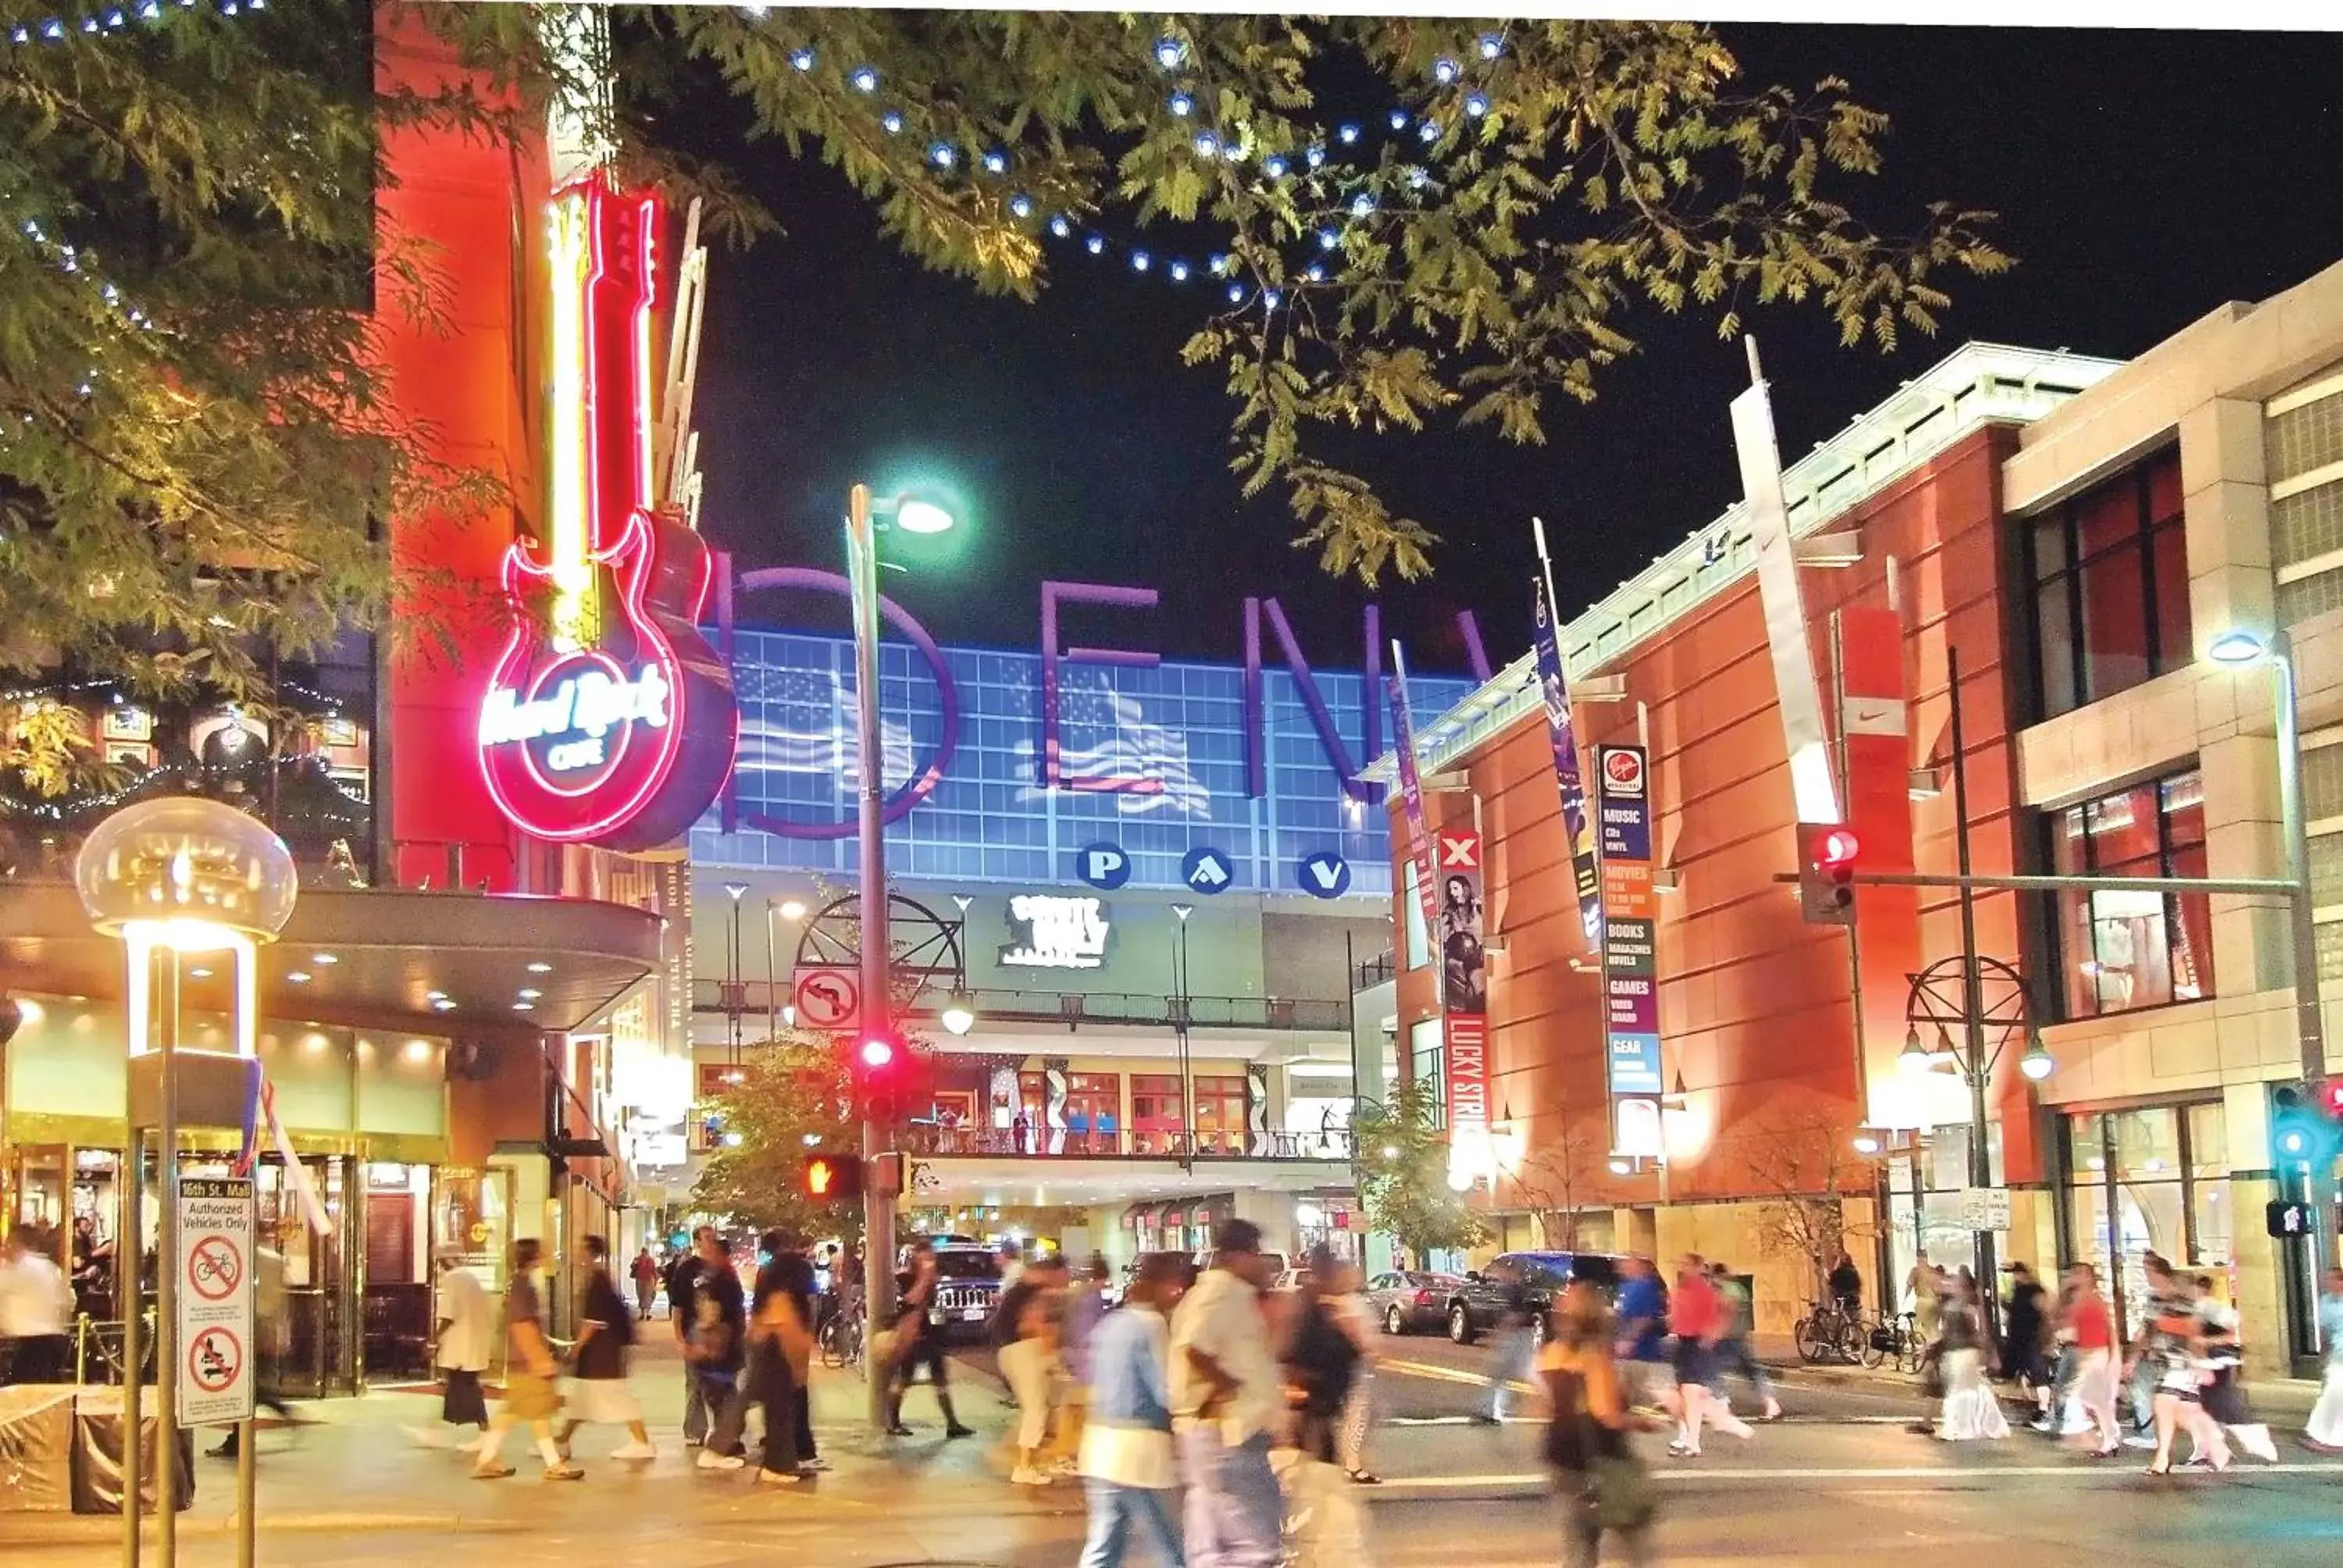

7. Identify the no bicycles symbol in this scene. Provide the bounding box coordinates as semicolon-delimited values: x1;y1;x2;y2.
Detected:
188;1326;241;1394
188;1235;242;1302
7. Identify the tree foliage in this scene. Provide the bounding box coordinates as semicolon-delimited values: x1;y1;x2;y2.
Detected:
1351;1078;1488;1261
4;5;2010;733
444;6;2010;583
0;1;506;751
689;1031;862;1237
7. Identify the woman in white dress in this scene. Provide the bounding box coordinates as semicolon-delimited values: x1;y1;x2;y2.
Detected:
2307;1269;2343;1450
1935;1276;2009;1441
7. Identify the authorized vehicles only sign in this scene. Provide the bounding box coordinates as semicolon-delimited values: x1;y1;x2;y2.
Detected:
176;1177;255;1428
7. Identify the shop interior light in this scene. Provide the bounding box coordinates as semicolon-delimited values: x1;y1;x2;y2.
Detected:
526;961;554;974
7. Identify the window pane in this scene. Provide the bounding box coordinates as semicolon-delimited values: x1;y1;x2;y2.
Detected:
2079;541;2152;700
2084;888;2176;1009
2033;516;2072;582
2087;784;2161;871
2145;449;2184;529
2189;1180;2232;1270
2152;521;2191;671
1403;861;1430;970
2077;474;2142;558
2110;1106;2180;1179
2185;1101;2229;1178
2037;579;2079;717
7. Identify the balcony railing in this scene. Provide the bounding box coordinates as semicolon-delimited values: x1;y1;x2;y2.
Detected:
694;979;1348;1033
900;1124;1353;1162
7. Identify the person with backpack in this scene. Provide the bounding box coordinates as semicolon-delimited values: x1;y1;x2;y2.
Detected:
556;1235;655;1461
1542;1281;1659;1568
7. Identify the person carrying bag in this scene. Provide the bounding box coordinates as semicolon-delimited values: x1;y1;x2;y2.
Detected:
1542;1281;1658;1567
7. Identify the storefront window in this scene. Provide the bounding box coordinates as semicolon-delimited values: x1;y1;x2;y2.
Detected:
1191;1075;1248;1153
2028;447;2188;718
2050;770;2213;1017
1063;1072;1122;1152
1407;1017;1445;1128
1129;1074;1185;1155
2063;1099;2227;1345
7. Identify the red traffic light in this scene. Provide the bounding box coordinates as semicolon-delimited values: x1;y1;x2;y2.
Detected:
807;1156;840;1196
858;1034;897;1071
801;1150;862;1202
2318;1078;2343;1118
1817;827;1860;868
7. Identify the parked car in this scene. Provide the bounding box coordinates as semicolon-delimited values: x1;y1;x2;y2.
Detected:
1441;1251;1627;1345
1365;1270;1469;1335
1192;1247;1289;1283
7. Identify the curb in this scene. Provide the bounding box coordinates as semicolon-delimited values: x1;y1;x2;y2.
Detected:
0;1510;486;1548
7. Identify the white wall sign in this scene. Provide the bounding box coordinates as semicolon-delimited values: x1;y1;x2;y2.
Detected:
1000;894;1111;970
176;1176;255;1429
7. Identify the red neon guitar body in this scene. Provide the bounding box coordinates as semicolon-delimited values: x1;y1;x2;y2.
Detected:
475;173;736;852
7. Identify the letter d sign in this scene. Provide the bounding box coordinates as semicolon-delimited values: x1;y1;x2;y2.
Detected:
1078;841;1132;891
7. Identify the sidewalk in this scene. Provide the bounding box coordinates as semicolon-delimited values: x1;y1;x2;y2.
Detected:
0;1339;1042;1550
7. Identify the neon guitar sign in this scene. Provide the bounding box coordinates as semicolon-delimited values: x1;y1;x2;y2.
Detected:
477;173;736;851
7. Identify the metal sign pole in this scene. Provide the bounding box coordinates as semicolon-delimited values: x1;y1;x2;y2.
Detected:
119;1121;140;1568
155;957;179;1564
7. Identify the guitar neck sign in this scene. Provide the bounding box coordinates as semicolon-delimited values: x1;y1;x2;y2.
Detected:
477;173;736;851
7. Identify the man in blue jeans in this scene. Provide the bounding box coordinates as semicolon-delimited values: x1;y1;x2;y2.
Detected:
668;1225;718;1445
1613;1254;1678;1422
1170;1220;1283;1568
1078;1252;1189;1568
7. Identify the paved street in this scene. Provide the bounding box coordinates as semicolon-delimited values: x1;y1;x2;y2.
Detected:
12;1336;2338;1565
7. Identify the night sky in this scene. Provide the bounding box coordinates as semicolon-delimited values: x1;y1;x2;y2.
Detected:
677;22;2343;675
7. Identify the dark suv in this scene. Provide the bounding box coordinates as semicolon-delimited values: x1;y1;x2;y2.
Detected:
1443;1251;1624;1345
925;1245;1006;1342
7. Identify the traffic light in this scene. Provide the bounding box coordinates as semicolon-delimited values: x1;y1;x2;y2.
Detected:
2270;1081;2341;1166
801;1149;864;1204
1796;821;1860;925
847;1027;911;1122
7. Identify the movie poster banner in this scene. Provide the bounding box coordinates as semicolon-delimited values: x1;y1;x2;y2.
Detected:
1435;828;1491;1181
1532;578;1603;952
1596;745;1665;1097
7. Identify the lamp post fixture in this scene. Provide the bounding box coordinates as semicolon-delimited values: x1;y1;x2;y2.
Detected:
844;481;961;1424
1171;903;1194;1169
2208;625;2338;1295
722;881;749;1071
75;798;298;1568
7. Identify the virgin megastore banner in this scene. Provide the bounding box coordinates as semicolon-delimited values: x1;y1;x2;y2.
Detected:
1597;745;1665;1098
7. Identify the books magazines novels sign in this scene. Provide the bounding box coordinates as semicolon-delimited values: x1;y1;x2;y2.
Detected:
1597;746;1665;1099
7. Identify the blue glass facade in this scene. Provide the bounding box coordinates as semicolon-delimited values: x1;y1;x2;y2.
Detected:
690;625;1475;899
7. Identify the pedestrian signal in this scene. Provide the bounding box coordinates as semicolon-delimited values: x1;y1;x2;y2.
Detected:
1796;822;1860;926
801;1151;863;1203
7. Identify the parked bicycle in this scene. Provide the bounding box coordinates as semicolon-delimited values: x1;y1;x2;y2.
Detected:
1792;1297;1865;1363
818;1298;865;1370
1859;1309;1924;1373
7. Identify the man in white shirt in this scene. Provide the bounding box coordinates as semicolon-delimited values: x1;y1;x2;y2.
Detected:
0;1228;73;1384
410;1244;493;1448
1168;1219;1283;1568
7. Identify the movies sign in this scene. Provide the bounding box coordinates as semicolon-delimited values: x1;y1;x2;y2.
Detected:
1597;746;1665;1098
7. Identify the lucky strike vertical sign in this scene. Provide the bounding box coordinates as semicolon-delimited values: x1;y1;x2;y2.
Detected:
477;173;736;852
1436;827;1490;1172
1598;745;1665;1098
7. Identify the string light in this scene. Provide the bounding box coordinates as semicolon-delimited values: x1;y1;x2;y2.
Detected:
1153;37;1184;70
1192;130;1220;159
1168;91;1194;117
849;66;879;93
788;45;814;70
4;0;257;52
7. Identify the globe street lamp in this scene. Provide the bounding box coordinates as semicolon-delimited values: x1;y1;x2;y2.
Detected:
2207;625;2338;1278
75;797;298;1568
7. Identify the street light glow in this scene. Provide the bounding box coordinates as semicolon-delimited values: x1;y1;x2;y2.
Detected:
893;496;956;534
778;898;808;921
2018;1039;2056;1081
2206;628;2269;666
939;989;977;1035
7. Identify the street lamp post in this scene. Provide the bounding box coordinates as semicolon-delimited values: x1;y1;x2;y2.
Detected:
1170;904;1195;1167
2209;626;2339;1291
722;882;748;1070
843;482;961;1424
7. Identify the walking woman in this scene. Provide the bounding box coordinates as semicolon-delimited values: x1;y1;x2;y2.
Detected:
1320;1256;1382;1484
2142;1280;2228;1476
1933;1273;2009;1441
1279;1245;1371;1568
2305;1268;2343;1450
2057;1263;2122;1457
1542;1281;1658;1568
2193;1274;2277;1463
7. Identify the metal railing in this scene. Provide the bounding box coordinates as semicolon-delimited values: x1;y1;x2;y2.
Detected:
694;979;1347;1032
900;1123;1353;1162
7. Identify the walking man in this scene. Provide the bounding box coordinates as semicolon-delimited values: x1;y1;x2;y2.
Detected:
1077;1251;1187;1568
999;1253;1070;1483
1471;1258;1535;1425
629;1245;660;1321
669;1225;716;1446
1707;1260;1780;1421
408;1244;490;1448
1169;1218;1283;1568
1667;1253;1753;1457
685;1229;751;1470
886;1240;975;1438
472;1238;583;1481
557;1235;655;1461
703;1228;815;1484
1612;1255;1678;1424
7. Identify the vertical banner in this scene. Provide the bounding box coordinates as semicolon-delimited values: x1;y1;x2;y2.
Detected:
1436;827;1492;1184
1597;745;1666;1103
1531;575;1603;952
1732;340;1841;825
1387;647;1443;957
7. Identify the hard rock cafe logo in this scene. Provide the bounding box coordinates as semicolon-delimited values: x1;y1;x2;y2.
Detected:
476;173;736;850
